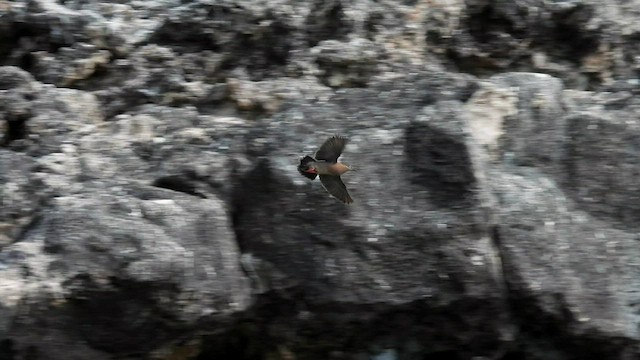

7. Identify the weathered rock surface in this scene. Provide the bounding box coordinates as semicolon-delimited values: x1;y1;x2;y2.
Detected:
2;0;640;359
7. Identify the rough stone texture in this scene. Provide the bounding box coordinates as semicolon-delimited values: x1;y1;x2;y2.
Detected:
230;76;510;359
0;150;44;248
2;0;640;359
490;72;566;168
426;0;640;90
1;180;250;359
491;167;640;359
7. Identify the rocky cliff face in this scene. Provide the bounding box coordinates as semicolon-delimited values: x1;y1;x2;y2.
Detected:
2;1;640;359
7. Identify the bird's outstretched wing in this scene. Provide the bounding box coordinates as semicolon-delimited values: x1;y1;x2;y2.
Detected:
315;136;347;163
319;175;353;204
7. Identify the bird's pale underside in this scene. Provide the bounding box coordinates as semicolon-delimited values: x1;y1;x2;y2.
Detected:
297;135;353;204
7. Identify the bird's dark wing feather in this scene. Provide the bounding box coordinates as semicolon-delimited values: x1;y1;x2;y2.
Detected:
299;171;317;180
315;136;347;163
319;175;353;204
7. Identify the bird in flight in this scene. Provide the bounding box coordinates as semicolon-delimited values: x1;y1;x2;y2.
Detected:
297;135;354;204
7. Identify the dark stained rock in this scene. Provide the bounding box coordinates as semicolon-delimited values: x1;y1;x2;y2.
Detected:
231;77;511;358
563;112;640;230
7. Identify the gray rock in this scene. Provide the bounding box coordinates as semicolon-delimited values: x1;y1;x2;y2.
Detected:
232;77;511;358
312;38;382;87
563;112;640;230
0;67;39;147
0;150;44;249
2;0;640;358
426;0;640;90
490;72;566;167
31;44;111;87
0;180;250;358
0;66;104;155
490;166;640;358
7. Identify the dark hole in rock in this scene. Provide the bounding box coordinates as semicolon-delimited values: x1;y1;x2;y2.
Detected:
152;174;207;199
0;338;16;360
3;116;28;146
19;53;35;72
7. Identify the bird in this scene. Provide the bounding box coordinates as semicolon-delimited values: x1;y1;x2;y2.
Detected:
297;135;354;204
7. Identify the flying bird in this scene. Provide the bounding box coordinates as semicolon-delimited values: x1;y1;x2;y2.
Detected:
298;135;354;204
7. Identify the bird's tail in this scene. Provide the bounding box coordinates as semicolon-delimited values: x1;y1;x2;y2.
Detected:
298;155;317;180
